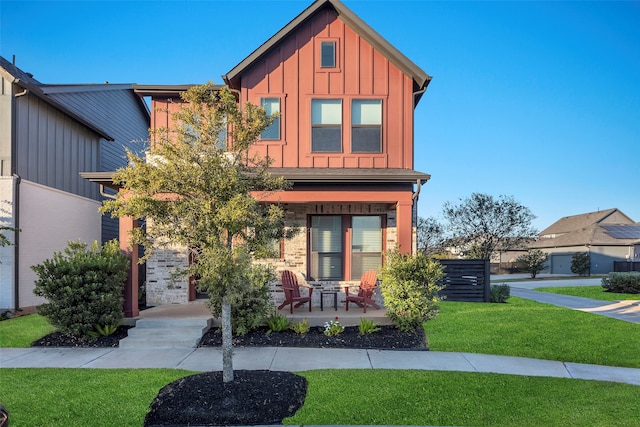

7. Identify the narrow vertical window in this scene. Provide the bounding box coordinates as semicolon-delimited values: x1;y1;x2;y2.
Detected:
310;216;343;280
311;99;342;152
217;114;227;150
320;41;336;68
352;99;382;153
351;216;382;280
260;98;280;140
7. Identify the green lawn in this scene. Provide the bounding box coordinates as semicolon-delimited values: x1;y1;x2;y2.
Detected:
424;297;640;368
535;285;640;301
2;368;639;427
0;314;54;347
2;300;640;426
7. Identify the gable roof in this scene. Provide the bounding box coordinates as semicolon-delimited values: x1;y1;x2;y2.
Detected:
0;56;115;141
532;209;638;248
223;0;431;102
539;208;634;236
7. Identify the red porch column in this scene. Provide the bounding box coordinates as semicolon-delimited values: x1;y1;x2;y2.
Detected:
119;215;139;318
396;201;413;254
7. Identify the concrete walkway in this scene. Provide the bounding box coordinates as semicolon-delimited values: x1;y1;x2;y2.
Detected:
2;277;639;388
2;346;639;386
505;277;640;324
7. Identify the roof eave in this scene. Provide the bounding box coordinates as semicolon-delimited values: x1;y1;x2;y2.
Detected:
14;79;114;141
223;0;431;91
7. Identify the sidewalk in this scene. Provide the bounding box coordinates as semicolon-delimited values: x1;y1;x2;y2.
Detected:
2;346;639;386
506;278;640;324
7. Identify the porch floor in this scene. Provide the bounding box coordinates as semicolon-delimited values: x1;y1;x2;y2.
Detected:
134;301;391;327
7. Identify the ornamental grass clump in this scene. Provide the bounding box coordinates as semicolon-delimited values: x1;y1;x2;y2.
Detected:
380;249;445;332
32;239;129;339
358;318;381;334
290;318;311;334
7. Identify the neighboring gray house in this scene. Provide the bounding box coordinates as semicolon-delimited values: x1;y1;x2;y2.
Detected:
530;208;640;274
0;56;149;314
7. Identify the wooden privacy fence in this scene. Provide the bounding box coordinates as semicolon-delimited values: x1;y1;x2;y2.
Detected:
437;259;491;302
613;261;640;273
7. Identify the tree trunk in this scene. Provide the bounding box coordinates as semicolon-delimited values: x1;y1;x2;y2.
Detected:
221;295;234;382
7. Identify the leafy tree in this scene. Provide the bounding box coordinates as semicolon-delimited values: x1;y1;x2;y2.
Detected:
516;249;548;279
442;193;537;260
102;84;292;382
571;252;591;276
416;216;446;256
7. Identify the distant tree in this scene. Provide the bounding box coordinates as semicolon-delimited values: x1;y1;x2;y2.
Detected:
102;84;293;383
416;216;446;256
442;193;537;260
516;249;548;279
571;252;591;276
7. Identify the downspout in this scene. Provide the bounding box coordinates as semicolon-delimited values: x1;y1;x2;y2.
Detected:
11;84;28;311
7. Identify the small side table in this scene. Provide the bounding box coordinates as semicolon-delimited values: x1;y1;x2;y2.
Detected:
320;291;338;311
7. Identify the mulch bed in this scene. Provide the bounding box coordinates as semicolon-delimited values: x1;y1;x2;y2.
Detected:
32;323;426;426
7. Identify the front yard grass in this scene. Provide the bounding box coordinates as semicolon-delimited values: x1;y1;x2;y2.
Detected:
424;297;640;368
0;314;54;347
535;285;640;301
2;368;639;427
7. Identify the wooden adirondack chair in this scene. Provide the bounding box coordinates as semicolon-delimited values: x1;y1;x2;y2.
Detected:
277;270;313;314
345;270;380;313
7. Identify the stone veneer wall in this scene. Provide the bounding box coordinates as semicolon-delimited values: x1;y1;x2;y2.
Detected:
145;245;190;305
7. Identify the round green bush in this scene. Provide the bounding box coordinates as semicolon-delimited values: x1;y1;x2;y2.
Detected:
32;240;130;338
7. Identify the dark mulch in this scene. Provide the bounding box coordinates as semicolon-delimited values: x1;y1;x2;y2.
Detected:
32;323;425;426
199;325;427;350
144;370;307;427
31;325;131;347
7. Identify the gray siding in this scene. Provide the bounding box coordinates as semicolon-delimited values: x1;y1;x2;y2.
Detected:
45;88;149;171
15;93;100;200
45;87;150;243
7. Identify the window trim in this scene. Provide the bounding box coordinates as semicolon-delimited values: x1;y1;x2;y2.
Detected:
260;97;281;141
311;98;343;153
351;99;383;153
316;38;341;72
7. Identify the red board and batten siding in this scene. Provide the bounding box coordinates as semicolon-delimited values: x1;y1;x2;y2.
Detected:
240;8;415;170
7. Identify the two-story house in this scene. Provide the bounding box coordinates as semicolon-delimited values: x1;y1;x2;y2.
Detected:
0;56;149;315
83;0;432;314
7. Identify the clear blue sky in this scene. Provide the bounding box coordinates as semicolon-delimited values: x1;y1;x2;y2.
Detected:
2;0;639;231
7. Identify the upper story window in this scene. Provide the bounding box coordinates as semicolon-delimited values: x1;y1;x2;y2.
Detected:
351;99;382;153
311;99;342;152
260;98;280;140
320;41;336;68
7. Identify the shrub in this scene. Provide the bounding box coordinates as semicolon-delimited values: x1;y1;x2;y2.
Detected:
571;252;591;276
358;318;381;334
490;284;511;303
379;250;445;332
516;249;548;278
32;240;129;339
601;272;640;294
290;318;310;334
265;311;290;333
207;263;274;336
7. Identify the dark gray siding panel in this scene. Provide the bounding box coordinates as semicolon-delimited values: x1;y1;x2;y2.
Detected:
102;215;119;243
46;89;149;172
15;93;100;200
46;88;149;243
